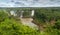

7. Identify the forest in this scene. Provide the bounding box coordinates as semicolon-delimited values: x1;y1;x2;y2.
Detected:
0;7;60;35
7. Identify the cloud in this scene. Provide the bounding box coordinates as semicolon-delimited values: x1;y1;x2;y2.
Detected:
0;0;60;7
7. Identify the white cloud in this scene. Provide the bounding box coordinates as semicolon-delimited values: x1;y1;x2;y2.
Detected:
0;0;60;7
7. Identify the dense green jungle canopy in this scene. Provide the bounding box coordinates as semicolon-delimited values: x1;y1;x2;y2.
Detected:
0;7;60;35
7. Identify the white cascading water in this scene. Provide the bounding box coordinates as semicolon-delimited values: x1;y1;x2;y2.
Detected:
31;10;34;17
10;11;14;15
10;10;17;16
20;11;24;18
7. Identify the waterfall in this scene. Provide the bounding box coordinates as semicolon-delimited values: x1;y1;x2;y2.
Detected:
31;10;34;17
20;11;24;18
10;10;17;16
10;11;14;15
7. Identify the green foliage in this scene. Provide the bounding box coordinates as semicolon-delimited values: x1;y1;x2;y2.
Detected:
53;20;60;29
0;10;8;22
33;8;60;35
0;8;60;35
0;11;39;35
0;19;39;35
34;8;60;24
23;11;31;18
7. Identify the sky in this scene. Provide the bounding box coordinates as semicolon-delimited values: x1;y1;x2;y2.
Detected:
0;0;60;7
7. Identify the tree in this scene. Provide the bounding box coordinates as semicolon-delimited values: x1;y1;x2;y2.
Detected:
0;10;8;22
